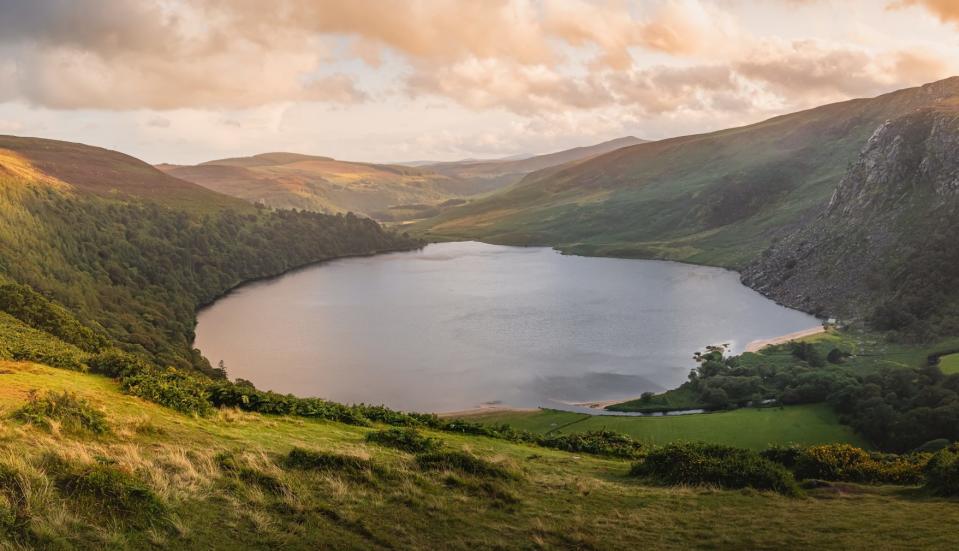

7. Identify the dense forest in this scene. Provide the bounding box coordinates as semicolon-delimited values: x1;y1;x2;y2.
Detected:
0;180;421;375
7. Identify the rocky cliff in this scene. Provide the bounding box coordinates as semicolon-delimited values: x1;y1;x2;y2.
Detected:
743;105;959;336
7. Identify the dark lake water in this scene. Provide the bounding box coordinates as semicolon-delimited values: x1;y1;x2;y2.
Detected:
194;241;820;412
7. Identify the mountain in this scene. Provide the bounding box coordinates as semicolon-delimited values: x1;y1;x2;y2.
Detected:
158;153;469;219
743;104;959;338
415;78;959;270
420;136;647;195
0;135;248;212
159;137;645;221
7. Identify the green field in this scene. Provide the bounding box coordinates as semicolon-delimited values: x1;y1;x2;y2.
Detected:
467;403;868;450
940;353;959;374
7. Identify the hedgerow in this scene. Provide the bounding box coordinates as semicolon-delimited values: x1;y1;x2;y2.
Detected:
630;442;801;496
761;444;928;485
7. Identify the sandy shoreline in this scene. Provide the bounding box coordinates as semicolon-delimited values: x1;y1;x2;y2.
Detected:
744;325;826;353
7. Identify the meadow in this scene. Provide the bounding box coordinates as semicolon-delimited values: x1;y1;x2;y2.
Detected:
465;404;867;451
1;360;957;550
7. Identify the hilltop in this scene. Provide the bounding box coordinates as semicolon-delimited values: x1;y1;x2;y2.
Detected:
0;135;248;213
160;137;645;221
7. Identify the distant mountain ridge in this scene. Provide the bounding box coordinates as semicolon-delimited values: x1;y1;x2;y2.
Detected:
159;136;645;220
420;136;647;194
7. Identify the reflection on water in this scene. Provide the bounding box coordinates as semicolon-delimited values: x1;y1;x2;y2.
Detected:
195;241;820;412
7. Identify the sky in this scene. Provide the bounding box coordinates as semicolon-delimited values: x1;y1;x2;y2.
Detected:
0;0;958;165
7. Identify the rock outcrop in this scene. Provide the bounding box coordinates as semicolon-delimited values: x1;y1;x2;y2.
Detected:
743;105;959;322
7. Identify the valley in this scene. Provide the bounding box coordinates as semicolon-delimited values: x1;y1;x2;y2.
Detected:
1;46;959;551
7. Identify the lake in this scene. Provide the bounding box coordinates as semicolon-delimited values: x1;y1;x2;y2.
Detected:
194;241;820;412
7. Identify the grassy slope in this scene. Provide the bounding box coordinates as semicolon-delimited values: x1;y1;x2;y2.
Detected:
1;360;957;550
465;404;867;451
414;78;959;270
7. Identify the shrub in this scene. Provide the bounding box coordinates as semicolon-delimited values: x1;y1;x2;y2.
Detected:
630;443;800;496
538;430;644;459
415;451;516;480
87;349;148;378
924;446;959;496
366;428;442;454
12;390;109;435
789;444;926;485
121;368;213;416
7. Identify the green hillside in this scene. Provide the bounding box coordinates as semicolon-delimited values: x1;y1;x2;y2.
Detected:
0;136;421;373
415;77;959;269
2;360;958;550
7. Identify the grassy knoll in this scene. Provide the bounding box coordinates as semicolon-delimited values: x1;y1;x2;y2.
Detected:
0;360;957;550
468;404;867;451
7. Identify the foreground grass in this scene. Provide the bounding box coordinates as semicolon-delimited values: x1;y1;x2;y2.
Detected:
468;404;868;451
0;360;956;550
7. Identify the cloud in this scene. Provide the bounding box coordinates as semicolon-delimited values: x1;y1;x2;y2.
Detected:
146;116;171;128
0;0;747;111
892;0;959;26
0;0;955;158
0;119;23;133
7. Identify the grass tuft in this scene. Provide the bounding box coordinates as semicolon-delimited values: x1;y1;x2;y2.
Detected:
11;390;109;435
415;451;517;480
365;428;442;454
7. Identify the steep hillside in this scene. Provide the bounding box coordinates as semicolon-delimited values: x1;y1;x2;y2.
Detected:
416;78;959;269
0;135;248;212
743;105;959;339
0;135;420;373
422;136;647;195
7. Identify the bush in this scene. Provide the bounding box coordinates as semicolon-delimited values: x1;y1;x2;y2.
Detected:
789;444;926;485
87;349;149;378
365;428;442;454
415;451;516;480
12;390;109;435
537;430;644;459
924;446;959;496
630;443;800;496
121;368;213;416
